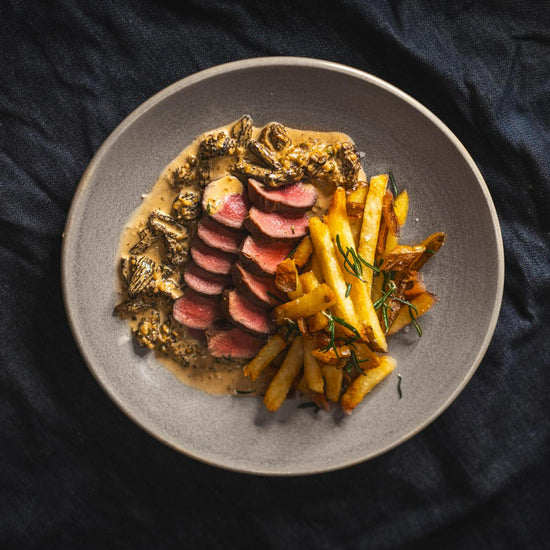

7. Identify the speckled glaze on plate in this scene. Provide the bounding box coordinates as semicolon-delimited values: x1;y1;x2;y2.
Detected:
62;57;504;475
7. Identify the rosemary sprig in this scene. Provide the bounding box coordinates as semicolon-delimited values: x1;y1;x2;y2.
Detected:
335;234;379;283
345;282;352;297
344;349;369;375
298;401;320;411
235;389;254;395
388;171;398;196
284;319;299;339
397;374;403;399
321;311;362;357
287;240;301;259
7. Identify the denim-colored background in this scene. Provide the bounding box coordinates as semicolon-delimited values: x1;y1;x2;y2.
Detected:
1;1;549;548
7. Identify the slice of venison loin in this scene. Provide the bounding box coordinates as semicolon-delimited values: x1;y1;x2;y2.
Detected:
190;238;235;276
222;289;276;336
173;290;222;330
239;235;295;276
247;178;317;214
202;175;249;229
206;325;265;359
232;262;285;309
245;207;309;240
183;262;231;296
197;217;243;254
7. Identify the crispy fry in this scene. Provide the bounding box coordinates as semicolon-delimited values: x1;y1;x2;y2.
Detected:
296;373;309;394
296;317;308;335
275;258;298;293
410;232;446;271
358;174;388;292
348;184;368;247
273;283;336;323
341;355;396;414
309;216;363;338
375;218;389;261
308;313;329;333
321;365;343;403
353;342;380;368
387;292;438;335
384;190;409;257
298;271;328;333
325;187;388;352
299;271;318;293
403;271;426;299
264;335;304;412
382;190;400;237
311;345;351;364
303;335;325;393
383;245;425;271
243;334;288;381
347;183;369;204
287;275;304;301
290;236;313;268
309;252;325;283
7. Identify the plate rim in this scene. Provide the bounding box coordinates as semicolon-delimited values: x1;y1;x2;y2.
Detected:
61;56;505;476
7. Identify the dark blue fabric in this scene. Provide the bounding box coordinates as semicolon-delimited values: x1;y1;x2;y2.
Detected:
1;1;549;548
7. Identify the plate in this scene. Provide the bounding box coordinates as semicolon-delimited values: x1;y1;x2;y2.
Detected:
62;57;504;475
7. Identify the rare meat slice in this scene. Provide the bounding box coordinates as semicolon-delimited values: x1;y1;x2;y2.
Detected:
173;290;222;330
190;238;235;275
206;325;265;359
232;262;285;309
184;262;231;296
202;175;249;229
196;217;243;254
222;289;276;336
239;235;294;276
247;178;317;214
245;207;309;240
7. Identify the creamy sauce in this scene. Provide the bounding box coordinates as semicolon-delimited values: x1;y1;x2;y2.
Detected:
117;120;360;396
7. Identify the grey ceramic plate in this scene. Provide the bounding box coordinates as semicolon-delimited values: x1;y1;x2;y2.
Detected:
62;57;504;475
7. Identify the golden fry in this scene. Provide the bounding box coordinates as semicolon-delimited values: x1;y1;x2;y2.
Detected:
321;365;343;403
325;187;388;352
303;335;325;394
290;236;313;268
273;283;336;323
308;313;329;333
311;345;351;365
309;217;363;338
275;258;299;293
384;190;409;256
358;174;388;292
410;232;446;271
243;334;287;381
353;342;380;368
297;271;328;334
387;292;438;335
309;252;325;283
383;245;425;271
341;355;396;415
264;335;304;412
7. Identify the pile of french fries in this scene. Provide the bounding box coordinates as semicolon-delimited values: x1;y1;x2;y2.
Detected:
243;174;445;414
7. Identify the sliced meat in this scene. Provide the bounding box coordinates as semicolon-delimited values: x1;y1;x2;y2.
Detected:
239;235;295;276
186;328;207;345
206;325;265;359
222;289;276;336
232;262;285;309
197;217;243;254
173;290;222;330
190;238;235;275
245;207;309;240
184;262;231;296
248;178;317;214
202;175;249;229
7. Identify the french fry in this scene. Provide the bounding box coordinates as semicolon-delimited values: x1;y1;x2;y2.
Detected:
383;245;425;271
243;334;287;381
290;236;313;268
287;276;304;301
382;190;400;237
275;258;299;293
358;174;388;292
372;190;409;303
353;342;380;368
410;232;446;271
303;335;325;394
348;183;369;247
384;190;409;256
387;292;438;335
296;374;309;395
309;252;324;283
325;187;388;352
264;335;304;412
311;345;351;365
299;271;328;333
341;355;396;414
309;217;363;338
321;365;343;403
273;283;336;323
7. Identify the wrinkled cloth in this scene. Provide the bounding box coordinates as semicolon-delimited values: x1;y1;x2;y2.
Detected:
1;1;549;548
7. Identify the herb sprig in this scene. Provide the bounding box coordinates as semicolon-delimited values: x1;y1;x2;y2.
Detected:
335;235;379;283
320;311;362;358
344;349;369;375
